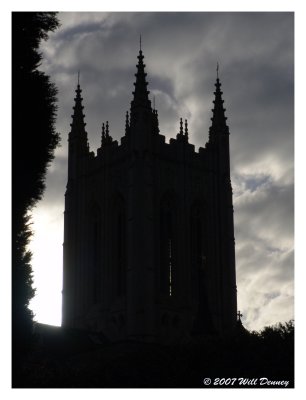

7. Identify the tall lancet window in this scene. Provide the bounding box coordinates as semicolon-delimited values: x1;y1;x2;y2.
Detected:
169;238;173;297
113;195;126;298
160;195;175;297
91;206;101;304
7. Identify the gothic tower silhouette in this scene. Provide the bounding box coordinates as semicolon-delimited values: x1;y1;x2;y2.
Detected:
62;45;237;342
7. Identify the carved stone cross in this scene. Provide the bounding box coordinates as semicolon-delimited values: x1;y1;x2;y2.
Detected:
237;310;243;321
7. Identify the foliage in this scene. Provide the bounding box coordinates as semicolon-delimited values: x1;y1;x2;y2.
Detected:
258;319;294;340
13;320;294;388
12;12;60;359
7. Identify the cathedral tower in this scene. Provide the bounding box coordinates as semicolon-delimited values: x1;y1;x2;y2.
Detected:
62;46;237;342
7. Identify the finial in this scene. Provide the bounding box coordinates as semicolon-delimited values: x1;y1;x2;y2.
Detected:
140;34;142;51
153;95;156;110
106;120;109;137
185;119;188;138
216;62;219;80
101;122;105;145
237;310;243;322
179;118;183;135
77;70;80;86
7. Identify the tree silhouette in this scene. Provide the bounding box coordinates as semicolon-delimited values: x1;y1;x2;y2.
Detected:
12;12;60;363
13;320;294;388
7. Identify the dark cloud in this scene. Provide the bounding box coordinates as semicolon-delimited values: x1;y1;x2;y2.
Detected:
31;12;294;330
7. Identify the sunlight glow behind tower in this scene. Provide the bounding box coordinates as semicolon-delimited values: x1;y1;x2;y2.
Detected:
29;206;63;326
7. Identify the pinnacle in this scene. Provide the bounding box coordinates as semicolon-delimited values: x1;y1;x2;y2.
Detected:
131;47;151;110
69;80;89;155
209;76;229;135
70;82;87;134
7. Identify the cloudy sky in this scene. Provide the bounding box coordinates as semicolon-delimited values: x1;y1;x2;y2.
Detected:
29;12;294;331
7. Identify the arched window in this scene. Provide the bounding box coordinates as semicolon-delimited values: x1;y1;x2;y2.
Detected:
113;195;126;298
160;194;176;297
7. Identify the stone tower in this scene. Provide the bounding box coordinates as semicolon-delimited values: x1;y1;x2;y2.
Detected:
62;46;237;342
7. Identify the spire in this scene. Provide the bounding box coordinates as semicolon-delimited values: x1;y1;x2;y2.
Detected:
184;119;189;141
105;120;113;145
131;43;151;110
100;120;116;148
69;79;88;148
209;66;229;138
101;122;106;146
180;118;184;135
176;117;188;143
105;120;109;139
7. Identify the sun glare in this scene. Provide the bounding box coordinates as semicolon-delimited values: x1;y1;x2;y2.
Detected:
29;206;63;326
